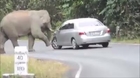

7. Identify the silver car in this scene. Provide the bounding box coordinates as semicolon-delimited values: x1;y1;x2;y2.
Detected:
51;18;111;49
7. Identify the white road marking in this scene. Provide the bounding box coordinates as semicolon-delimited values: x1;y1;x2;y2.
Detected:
75;62;82;78
111;43;140;45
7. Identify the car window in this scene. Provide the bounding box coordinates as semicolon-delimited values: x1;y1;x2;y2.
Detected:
60;23;74;30
59;24;69;30
64;25;69;29
78;20;104;27
67;23;74;29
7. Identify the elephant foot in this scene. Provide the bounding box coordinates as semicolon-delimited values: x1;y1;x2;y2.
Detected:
28;49;35;52
46;42;51;46
0;49;6;54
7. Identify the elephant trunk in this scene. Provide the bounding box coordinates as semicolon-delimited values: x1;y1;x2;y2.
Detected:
44;23;54;42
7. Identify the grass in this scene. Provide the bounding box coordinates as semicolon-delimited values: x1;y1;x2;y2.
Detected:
0;55;69;78
111;38;140;44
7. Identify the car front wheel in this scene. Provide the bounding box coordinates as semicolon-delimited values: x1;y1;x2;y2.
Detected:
51;37;62;49
102;42;109;47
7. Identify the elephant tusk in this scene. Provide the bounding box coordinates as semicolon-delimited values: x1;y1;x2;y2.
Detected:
49;28;54;33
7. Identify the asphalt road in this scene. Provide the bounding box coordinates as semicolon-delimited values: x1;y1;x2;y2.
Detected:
4;40;140;78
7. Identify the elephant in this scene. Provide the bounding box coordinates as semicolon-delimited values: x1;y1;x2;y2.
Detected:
0;10;54;54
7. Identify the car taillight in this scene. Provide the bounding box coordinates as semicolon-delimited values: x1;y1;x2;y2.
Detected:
107;29;110;33
79;32;86;35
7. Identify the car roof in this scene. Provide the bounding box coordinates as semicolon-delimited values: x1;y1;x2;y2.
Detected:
62;17;98;26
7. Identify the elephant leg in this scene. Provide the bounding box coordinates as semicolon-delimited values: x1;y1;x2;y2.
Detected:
32;30;50;47
0;36;8;54
28;35;35;52
10;38;19;48
46;30;53;42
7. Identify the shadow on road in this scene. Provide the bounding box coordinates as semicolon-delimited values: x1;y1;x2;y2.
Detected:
60;46;110;50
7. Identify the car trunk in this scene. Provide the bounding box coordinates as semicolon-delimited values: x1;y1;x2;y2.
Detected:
78;26;109;36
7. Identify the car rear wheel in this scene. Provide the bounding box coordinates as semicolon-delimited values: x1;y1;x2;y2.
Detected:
71;39;79;49
82;44;89;48
102;42;109;47
51;37;62;49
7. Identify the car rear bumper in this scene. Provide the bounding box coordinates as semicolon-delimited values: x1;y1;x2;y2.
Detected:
77;34;111;45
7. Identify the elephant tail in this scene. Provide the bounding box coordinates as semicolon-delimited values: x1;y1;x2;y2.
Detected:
0;27;8;39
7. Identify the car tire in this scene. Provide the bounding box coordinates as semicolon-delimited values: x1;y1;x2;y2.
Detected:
82;44;89;48
51;37;62;49
102;42;109;47
71;39;79;49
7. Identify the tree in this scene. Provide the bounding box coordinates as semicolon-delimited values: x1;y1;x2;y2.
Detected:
60;0;140;39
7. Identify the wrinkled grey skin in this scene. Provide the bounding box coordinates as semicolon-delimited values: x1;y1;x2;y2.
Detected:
0;10;54;54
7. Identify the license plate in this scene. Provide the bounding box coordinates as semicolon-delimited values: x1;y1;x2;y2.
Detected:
89;31;100;36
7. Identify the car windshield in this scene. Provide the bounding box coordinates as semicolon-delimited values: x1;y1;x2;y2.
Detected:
78;20;104;27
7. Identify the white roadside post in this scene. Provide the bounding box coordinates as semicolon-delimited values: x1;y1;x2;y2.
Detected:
14;46;28;75
2;46;35;78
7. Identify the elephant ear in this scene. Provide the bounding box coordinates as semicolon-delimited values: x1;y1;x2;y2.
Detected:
38;15;46;27
39;14;47;23
38;10;50;23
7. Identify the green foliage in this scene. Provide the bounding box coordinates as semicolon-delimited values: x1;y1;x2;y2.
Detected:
0;0;140;39
0;0;64;29
99;0;140;39
60;0;140;39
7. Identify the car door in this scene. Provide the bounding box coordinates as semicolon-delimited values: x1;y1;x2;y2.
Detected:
64;23;75;45
59;24;70;45
56;26;66;45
